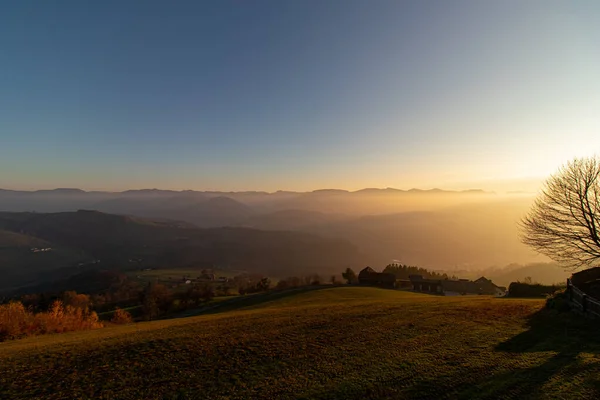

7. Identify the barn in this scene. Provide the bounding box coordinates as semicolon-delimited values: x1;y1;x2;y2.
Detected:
358;267;397;288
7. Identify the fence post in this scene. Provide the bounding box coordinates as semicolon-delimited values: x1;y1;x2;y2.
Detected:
567;278;573;301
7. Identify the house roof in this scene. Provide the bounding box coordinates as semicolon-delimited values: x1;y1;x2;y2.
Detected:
359;267;376;275
409;276;442;284
442;278;500;294
358;267;396;282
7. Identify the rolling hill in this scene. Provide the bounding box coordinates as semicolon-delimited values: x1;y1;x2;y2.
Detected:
92;194;254;227
0;186;495;218
0;222;92;293
2;287;598;399
243;198;546;270
0;211;361;293
0;187;546;273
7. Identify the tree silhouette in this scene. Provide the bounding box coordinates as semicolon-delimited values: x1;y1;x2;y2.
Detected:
520;156;600;270
342;268;357;284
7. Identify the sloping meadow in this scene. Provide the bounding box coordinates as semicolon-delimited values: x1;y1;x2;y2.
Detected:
1;287;599;399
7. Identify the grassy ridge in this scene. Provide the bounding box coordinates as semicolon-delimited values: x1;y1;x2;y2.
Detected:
1;287;599;399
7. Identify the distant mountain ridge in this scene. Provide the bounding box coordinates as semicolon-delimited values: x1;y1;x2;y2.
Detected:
0;187;496;226
0;187;489;195
0;187;541;275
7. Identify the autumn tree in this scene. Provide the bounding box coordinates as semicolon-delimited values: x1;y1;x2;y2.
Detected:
520;156;600;270
111;307;133;324
256;278;271;292
141;283;171;320
62;291;91;311
199;284;215;302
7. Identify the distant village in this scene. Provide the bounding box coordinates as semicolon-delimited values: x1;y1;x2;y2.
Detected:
135;268;231;286
30;247;52;253
180;271;230;285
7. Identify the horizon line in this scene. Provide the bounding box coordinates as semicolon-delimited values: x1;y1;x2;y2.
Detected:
0;186;531;195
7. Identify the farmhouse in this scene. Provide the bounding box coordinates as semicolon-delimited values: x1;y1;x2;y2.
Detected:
408;275;443;293
199;272;215;281
356;267;505;295
358;267;397;288
409;275;505;296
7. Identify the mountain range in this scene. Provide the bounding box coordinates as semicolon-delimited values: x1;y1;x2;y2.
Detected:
0;186;492;222
0;187;552;293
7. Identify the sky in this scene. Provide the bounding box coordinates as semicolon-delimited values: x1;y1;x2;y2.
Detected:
1;0;600;192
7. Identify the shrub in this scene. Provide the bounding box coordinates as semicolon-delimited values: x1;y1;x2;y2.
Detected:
507;282;563;298
0;302;32;341
111;308;133;324
276;280;289;290
62;291;91;310
256;278;271;292
546;290;570;312
342;268;357;284
36;300;103;334
0;300;103;342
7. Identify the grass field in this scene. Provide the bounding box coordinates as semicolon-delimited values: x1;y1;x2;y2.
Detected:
1;287;600;399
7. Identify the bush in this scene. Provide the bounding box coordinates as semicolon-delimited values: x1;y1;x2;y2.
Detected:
0;302;31;341
0;300;103;342
275;277;303;290
342;268;357;284
276;280;290;290
111;308;133;324
507;282;563;298
546;290;570;312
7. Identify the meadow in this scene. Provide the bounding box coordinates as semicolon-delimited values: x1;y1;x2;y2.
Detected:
127;268;242;283
1;287;599;399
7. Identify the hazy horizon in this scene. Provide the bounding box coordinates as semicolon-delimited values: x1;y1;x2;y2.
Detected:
0;180;542;194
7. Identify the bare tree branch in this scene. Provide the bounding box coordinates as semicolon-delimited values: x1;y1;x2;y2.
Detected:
519;156;600;270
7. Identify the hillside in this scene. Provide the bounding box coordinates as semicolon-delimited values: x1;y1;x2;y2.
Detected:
0;188;547;271
1;287;598;399
92;194;254;228
277;199;544;269
241;209;347;230
0;287;600;399
0;229;49;248
238;197;545;270
0;211;361;293
0;227;90;293
0;186;497;218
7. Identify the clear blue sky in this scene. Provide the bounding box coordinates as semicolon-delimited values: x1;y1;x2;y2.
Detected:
1;1;599;191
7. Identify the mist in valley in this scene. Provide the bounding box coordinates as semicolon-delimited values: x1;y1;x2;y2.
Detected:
0;187;565;289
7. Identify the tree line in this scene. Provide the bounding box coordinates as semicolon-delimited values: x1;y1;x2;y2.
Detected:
0;270;346;341
341;264;458;283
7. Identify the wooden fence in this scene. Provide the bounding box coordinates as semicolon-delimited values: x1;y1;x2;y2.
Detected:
566;278;600;318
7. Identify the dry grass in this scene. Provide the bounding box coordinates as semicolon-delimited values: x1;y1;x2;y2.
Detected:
1;287;599;399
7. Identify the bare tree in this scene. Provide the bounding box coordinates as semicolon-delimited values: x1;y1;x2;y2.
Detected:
520;156;600;270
